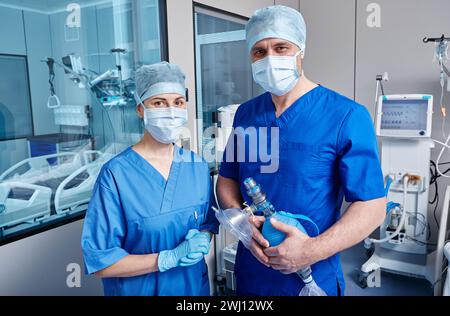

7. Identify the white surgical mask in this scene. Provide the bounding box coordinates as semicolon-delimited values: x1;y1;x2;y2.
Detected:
143;107;188;144
252;51;302;96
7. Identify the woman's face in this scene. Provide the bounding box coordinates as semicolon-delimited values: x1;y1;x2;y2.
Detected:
137;93;187;119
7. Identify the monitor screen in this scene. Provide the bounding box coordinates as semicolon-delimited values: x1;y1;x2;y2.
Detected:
380;99;428;131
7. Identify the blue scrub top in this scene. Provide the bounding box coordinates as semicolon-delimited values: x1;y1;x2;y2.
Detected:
220;86;385;296
81;146;219;296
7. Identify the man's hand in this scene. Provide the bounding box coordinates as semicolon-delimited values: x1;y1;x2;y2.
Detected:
263;217;317;274
245;216;270;267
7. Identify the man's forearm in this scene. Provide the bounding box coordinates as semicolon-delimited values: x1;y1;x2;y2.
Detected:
310;197;386;263
217;176;243;209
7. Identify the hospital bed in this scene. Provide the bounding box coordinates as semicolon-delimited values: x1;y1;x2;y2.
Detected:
53;150;114;214
0;145;121;233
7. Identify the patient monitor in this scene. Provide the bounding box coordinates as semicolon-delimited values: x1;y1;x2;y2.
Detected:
376;94;433;138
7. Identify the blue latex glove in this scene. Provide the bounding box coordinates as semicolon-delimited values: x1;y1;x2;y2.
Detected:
180;231;212;266
158;229;211;272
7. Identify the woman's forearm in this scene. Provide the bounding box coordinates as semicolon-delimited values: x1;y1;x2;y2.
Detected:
95;254;159;278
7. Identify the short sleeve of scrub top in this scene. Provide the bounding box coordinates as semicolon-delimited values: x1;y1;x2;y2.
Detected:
337;105;385;202
81;167;129;274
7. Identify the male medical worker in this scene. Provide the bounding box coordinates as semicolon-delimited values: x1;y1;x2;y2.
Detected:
81;62;218;296
217;5;387;296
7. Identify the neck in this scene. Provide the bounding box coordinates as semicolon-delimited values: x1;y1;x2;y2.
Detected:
135;132;173;158
272;74;318;118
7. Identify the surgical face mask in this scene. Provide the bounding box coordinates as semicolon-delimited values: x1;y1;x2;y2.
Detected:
143;107;188;144
252;51;302;96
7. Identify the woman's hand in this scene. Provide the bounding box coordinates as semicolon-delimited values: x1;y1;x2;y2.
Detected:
158;229;211;272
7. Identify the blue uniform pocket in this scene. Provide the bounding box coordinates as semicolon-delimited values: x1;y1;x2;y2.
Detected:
129;203;207;254
279;142;333;187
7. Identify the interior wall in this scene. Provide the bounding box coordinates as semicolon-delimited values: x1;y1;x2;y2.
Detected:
0;220;103;295
300;0;356;99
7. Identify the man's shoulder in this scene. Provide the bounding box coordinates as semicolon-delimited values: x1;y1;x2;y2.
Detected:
320;86;369;117
321;86;359;108
234;92;270;123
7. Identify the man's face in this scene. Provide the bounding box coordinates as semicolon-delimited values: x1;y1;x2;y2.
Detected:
250;38;302;62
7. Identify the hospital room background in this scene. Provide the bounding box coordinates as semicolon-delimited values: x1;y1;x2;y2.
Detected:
0;0;449;296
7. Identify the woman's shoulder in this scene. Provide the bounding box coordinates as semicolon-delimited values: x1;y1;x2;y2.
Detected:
94;147;136;185
101;147;134;171
176;146;210;170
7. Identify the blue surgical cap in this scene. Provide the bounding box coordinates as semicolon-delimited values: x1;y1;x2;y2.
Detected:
134;61;186;105
246;5;306;53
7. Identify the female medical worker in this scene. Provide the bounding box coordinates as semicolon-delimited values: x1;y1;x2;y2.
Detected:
81;62;218;296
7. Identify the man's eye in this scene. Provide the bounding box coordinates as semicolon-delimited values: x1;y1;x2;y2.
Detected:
254;50;264;56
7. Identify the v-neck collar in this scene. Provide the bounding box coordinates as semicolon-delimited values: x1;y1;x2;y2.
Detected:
128;145;184;213
265;85;323;128
129;145;183;186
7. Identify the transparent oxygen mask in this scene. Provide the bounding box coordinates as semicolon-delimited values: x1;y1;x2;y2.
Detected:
213;207;253;248
297;268;327;296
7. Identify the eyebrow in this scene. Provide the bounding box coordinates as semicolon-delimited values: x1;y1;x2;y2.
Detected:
273;41;292;47
150;98;167;102
252;41;292;52
252;46;265;51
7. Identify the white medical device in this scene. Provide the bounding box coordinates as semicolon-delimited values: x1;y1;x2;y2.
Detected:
376;94;433;138
215;104;240;164
360;94;450;295
376;95;433;254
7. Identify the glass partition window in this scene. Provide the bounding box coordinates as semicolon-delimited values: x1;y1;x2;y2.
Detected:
0;55;33;141
194;6;263;168
0;0;167;245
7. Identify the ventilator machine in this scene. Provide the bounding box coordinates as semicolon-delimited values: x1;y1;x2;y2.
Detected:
359;94;450;295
